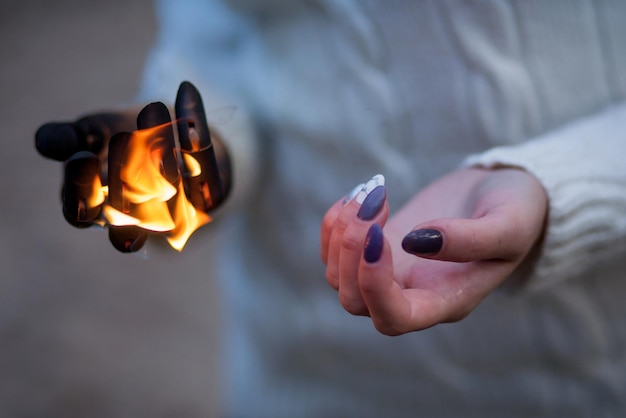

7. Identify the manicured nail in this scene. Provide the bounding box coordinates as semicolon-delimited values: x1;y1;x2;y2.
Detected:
356;174;385;204
343;183;364;206
402;229;443;255
357;185;387;220
364;223;384;263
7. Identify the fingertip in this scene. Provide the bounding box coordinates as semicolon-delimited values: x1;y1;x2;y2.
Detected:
35;122;80;161
137;101;172;129
401;228;443;257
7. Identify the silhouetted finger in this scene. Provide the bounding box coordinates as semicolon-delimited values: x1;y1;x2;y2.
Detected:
175;81;228;212
35;122;81;161
74;113;136;157
35;113;135;161
136;102;180;185
62;151;103;228
107;132;148;253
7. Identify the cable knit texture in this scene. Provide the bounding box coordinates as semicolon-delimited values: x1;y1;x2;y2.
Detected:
465;103;626;290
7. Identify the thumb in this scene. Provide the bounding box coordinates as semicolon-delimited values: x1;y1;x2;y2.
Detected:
401;212;530;263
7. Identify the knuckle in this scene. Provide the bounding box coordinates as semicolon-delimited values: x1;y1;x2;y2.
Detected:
340;226;364;254
333;212;352;234
358;278;377;296
466;231;486;261
339;292;368;316
498;221;529;261
321;210;338;232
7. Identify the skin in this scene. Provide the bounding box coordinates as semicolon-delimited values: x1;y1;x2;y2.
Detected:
321;167;548;336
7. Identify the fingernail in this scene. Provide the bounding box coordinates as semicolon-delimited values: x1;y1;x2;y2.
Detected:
356;174;385;204
343;183;364;206
364;223;384;263
402;229;443;255
357;185;387;220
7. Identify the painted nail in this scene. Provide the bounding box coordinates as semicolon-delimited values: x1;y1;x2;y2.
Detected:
343;183;365;206
357;185;387;220
364;223;384;263
402;229;443;255
355;174;385;204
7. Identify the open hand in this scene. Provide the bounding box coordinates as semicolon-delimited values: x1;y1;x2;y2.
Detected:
321;168;548;335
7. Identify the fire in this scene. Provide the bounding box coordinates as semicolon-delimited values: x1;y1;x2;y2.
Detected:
98;123;212;251
88;176;106;208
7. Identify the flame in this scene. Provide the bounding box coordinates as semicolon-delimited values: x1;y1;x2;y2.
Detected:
167;181;211;250
182;153;202;177
102;205;140;226
88;177;106;208
121;130;177;203
93;123;214;251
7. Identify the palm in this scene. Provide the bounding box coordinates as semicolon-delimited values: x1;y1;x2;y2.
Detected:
372;168;546;332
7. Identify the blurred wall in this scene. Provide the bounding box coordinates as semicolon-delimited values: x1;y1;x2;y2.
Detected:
0;1;222;417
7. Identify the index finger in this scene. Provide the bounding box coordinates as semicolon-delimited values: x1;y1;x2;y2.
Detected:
358;225;449;335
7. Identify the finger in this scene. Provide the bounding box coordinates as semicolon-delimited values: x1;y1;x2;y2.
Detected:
337;186;388;316
62;151;103;228
359;224;454;334
325;198;360;290
107;132;148;253
35;122;81;161
321;181;366;286
35;112;136;162
402;210;530;263
74;112;137;157
358;224;413;335
137;102;180;185
320;198;345;266
321;181;368;265
175;81;227;211
324;175;384;290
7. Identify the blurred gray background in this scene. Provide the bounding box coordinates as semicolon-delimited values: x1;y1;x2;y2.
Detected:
0;1;222;416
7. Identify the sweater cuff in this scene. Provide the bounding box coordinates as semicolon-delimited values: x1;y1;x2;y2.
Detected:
464;103;626;291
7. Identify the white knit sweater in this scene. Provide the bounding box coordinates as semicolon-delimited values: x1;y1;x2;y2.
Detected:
139;1;626;416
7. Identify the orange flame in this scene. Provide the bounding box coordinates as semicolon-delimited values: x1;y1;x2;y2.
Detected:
98;123;212;251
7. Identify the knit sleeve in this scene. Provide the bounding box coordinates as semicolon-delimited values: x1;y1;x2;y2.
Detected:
464;102;626;291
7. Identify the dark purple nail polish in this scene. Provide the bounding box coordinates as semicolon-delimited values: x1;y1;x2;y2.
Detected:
364;223;384;263
357;186;387;220
402;229;443;255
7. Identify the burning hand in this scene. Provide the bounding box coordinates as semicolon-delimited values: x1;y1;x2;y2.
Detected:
35;81;231;253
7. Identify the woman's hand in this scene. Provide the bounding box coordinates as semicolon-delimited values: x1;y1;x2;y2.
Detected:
321;167;548;335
